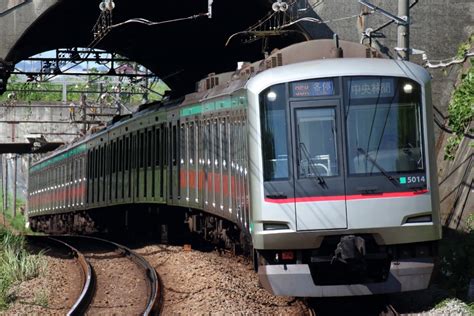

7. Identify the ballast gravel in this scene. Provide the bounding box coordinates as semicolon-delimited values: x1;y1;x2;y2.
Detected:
1;255;81;316
135;244;308;314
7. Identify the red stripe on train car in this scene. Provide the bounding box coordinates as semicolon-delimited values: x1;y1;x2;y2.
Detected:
265;190;429;204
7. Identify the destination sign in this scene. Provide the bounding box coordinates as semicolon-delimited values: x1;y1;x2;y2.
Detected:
290;79;335;97
349;78;395;99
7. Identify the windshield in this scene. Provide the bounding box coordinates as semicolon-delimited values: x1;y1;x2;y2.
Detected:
344;77;424;175
296;107;339;178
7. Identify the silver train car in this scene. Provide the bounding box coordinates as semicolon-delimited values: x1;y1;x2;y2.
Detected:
28;40;441;297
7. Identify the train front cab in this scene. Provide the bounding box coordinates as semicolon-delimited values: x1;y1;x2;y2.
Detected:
247;60;442;297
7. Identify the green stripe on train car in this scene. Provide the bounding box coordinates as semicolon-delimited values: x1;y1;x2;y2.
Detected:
31;143;87;172
180;94;248;118
180;105;202;117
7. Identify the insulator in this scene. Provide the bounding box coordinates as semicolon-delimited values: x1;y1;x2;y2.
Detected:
272;2;281;12
280;2;289;11
99;2;106;11
105;0;115;11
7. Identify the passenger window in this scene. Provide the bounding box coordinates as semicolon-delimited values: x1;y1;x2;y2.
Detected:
155;128;161;166
119;139;123;172
172;125;177;166
189;122;195;165
125;138;130;171
140;132;145;168
222;118;228;170
148;129;153;168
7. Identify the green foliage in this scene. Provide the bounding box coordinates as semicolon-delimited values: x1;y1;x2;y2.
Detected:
469;302;474;314
4;212;31;234
0;227;46;311
33;289;49;308
456;35;474;59
438;228;474;297
444;63;474;160
0;77;168;106
467;214;474;233
0;189;28;232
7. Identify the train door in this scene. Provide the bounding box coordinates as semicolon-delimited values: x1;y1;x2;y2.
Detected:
290;100;347;230
169;120;180;204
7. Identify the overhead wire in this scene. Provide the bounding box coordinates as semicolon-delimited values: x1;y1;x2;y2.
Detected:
424;52;474;69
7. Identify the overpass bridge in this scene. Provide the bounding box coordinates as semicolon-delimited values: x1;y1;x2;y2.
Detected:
0;0;271;94
0;100;120;153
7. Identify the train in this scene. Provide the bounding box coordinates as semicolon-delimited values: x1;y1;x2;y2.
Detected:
27;39;442;297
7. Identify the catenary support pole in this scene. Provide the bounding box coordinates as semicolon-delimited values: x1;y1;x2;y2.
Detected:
13;155;17;218
25;155;30;218
397;0;409;60
1;155;4;225
4;156;8;216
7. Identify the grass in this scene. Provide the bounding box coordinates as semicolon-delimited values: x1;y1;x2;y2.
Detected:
33;289;49;308
5;212;31;234
0;227;46;310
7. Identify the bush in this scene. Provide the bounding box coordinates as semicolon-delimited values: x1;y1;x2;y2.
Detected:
0;228;46;310
445;62;473;160
438;227;474;297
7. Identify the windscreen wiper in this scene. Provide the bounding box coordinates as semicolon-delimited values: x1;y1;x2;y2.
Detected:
357;147;398;186
299;142;326;186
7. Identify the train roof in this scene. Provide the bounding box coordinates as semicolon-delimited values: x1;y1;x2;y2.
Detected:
246;57;431;94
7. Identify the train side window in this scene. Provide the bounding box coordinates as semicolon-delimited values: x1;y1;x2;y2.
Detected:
222;118;228;170
87;150;91;181
76;159;80;182
103;144;107;201
140;131;145;168
92;148;96;179
214;120;219;167
102;145;106;178
155;128;161;166
164;124;168;166
115;140;119;173
172;125;177;166
147;129;153;168
71;159;74;184
190;122;195;166
125;137;130;171
98;147;102;178
119;139;123;172
111;141;116;174
127;136;132;198
181;123;186;167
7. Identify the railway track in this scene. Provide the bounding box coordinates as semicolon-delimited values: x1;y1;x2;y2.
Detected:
304;296;399;316
28;235;161;315
27;235;94;315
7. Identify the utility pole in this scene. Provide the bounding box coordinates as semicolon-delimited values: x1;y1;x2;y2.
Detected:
4;156;8;216
359;0;411;61
25;155;30;218
13;155;17;218
1;155;4;225
397;0;409;61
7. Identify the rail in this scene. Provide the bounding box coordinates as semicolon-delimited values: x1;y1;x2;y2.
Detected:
56;235;161;315
26;235;95;316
